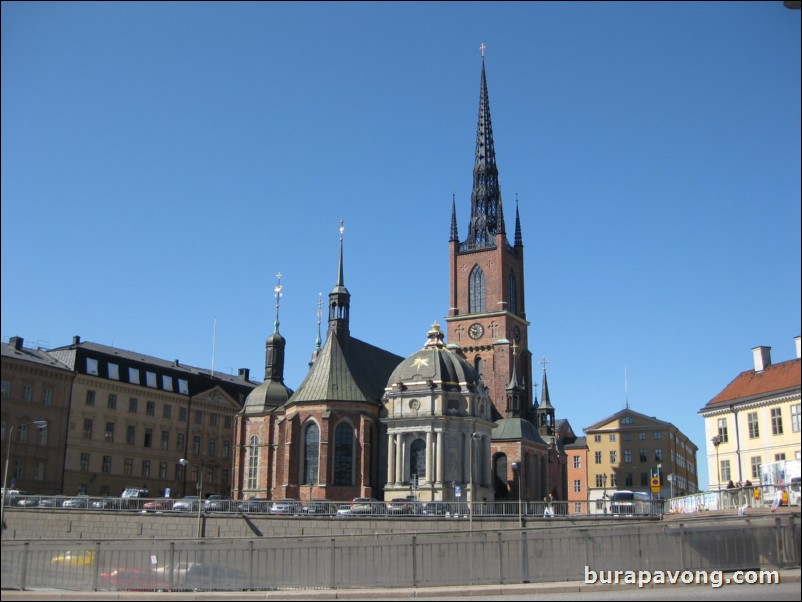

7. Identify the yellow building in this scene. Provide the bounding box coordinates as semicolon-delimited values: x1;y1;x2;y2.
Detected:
699;337;801;491
584;408;699;513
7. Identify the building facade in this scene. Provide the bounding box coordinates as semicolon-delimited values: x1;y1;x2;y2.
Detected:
234;54;563;504
1;337;73;496
2;335;257;499
699;337;801;491
584;408;698;512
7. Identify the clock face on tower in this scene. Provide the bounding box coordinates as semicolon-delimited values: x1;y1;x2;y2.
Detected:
468;323;484;340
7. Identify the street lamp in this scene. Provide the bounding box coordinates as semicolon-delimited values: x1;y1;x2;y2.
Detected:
511;460;523;528
602;472;608;514
2;420;47;530
179;458;203;538
468;432;484;532
711;436;722;491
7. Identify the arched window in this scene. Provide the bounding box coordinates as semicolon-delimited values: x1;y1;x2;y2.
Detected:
303;422;319;485
494;453;508;499
508;271;517;315
469;266;486;313
247;435;259;490
410;438;426;481
333;422;354;486
474;356;483;376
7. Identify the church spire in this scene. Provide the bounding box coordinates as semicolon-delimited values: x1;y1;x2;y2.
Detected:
450;194;459;242
264;272;287;382
310;292;323;366
514;196;523;247
466;47;503;248
536;358;555;437
328;219;351;338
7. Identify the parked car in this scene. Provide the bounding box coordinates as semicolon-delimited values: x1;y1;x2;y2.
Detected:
92;497;120;510
204;495;233;512
120;487;150;510
269;498;301;515
16;495;41;508
350;497;380;515
143;499;174;512
386;497;414;515
238;497;270;513
335;504;353;517
422;502;453;516
37;496;66;508
62;496;91;509
303;501;335;515
172;496;200;512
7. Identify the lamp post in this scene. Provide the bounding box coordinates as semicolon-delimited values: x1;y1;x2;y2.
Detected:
2;420;47;530
602;472;608;514
711;436;722;491
179;458;203;538
468;432;484;532
512;460;523;528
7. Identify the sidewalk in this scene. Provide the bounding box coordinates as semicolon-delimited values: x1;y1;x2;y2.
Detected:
2;568;799;601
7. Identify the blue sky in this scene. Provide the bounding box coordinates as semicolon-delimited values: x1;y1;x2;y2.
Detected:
2;2;800;491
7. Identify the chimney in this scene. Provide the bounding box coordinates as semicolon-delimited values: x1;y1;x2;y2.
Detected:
73;335;81;345
238;368;250;381
752;346;772;372
10;336;24;351
174;359;180;367
795;336;800;359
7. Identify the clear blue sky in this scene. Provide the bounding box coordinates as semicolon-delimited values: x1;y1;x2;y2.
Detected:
2;2;800;491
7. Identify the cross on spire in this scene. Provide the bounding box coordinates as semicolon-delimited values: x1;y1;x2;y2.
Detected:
480;42;486;57
540;356;551;372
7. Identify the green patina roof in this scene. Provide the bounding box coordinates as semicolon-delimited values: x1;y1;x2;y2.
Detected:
286;333;403;406
492;417;548;444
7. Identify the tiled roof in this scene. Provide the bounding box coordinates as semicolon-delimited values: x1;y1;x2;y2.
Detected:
703;358;801;408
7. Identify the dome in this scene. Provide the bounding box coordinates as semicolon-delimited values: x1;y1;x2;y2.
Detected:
386;323;480;393
241;379;293;415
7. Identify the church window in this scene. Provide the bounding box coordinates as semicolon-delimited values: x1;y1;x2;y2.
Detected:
247;436;259;490
303;422;320;485
494;454;508;485
333;422;354;486
508;271;517;315
474;356;483;376
469;266;486;313
410;438;426;481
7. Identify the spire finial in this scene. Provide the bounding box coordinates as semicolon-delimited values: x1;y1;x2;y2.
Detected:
480;42;486;58
273;272;283;332
337;219;345;287
315;292;323;350
540;356;550;373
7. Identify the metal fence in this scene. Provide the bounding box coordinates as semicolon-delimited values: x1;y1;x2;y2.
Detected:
2;494;666;517
1;513;798;592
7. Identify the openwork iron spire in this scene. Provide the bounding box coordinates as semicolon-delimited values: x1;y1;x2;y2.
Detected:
466;49;503;248
450;194;459;242
514;196;523;247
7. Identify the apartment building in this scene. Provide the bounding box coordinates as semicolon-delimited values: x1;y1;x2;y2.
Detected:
699;337;801;490
584;408;698;512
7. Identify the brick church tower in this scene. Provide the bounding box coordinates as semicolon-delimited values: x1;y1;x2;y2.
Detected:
445;53;532;423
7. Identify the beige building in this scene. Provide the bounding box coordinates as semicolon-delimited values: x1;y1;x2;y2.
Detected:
1;337;73;496
4;335;256;499
699;337;801;491
584;408;699;512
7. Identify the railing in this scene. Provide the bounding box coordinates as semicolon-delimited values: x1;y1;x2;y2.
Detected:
668;483;800;514
2;496;663;517
1;513;798;592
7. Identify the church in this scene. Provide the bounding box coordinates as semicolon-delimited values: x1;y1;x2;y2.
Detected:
232;54;567;504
